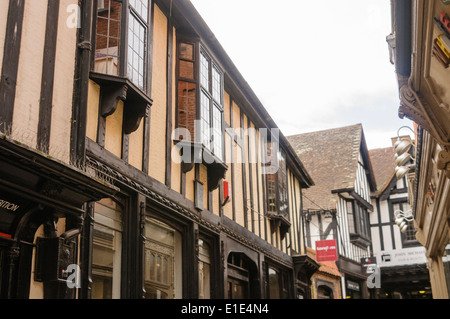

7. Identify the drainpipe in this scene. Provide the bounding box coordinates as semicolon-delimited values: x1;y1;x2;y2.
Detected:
393;0;412;80
70;0;94;167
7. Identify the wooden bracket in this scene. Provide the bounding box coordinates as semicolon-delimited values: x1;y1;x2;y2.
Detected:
91;72;153;135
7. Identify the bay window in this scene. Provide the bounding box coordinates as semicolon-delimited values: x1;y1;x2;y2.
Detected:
265;144;290;239
346;199;371;248
91;0;153;142
94;0;150;91
177;40;224;162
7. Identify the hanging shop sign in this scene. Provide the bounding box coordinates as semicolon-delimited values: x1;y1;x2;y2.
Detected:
361;256;377;275
315;239;338;262
346;280;360;291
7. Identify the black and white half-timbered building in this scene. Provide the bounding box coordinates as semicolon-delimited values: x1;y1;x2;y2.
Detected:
0;0;319;299
288;124;377;299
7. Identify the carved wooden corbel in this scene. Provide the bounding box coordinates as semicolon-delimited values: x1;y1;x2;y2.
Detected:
90;72;153;135
100;83;128;117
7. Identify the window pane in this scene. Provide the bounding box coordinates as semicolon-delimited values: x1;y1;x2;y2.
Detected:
129;0;148;22
145;218;182;300
94;0;122;76
92;198;123;299
200;91;211;148
268;268;281;299
180;43;194;60
177;81;196;141
266;174;277;213
278;151;288;216
347;201;356;234
212;104;223;160
198;239;211;299
179;60;194;79
127;12;146;89
200;52;210;89
212;66;222;102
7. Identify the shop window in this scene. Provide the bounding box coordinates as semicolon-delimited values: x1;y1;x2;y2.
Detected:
267;266;290;299
198;238;211;299
345;279;361;299
268;267;280;299
144;218;182;299
227;252;260;299
91;198;123;299
227;253;250;299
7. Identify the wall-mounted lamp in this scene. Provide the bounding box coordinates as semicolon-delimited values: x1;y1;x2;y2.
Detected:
394;126;416;179
394;209;414;233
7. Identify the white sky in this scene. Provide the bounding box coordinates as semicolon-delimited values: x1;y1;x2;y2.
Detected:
190;0;414;150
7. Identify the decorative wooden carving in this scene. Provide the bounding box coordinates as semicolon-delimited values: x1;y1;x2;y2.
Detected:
90;72;153;135
100;83;128;117
399;81;433;137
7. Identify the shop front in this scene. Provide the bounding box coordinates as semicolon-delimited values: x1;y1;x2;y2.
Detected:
338;256;370;299
0;137;116;299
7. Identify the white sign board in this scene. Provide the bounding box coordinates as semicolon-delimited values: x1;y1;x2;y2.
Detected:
377;246;427;267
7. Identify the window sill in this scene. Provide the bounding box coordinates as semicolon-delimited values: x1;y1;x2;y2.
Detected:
90;72;153;134
173;140;228;191
349;233;371;249
267;212;291;240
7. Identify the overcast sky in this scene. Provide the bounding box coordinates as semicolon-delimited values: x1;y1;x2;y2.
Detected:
190;0;414;150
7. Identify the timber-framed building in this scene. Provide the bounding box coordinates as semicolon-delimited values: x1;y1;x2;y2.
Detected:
0;0;316;299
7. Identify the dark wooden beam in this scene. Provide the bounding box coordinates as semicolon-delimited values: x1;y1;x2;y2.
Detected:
0;0;26;133
37;0;60;153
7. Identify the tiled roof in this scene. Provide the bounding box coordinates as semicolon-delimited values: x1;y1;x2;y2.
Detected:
287;124;374;211
369;147;396;195
306;247;342;278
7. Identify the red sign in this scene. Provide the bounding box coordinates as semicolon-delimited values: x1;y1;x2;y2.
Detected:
315;240;338;262
0;232;12;239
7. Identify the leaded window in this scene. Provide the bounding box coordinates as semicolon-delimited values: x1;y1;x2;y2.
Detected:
94;0;151;92
265;145;289;218
176;41;224;161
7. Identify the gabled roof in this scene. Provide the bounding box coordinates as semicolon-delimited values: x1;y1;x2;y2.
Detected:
286;124;376;210
369;147;396;197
